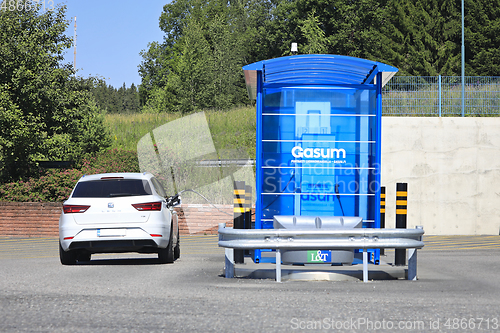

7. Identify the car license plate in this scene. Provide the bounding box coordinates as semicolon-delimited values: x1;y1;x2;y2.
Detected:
97;229;126;237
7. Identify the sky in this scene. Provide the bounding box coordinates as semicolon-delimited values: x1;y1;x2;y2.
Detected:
60;0;170;89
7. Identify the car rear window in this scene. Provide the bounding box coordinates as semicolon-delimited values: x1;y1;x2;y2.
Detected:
72;179;153;198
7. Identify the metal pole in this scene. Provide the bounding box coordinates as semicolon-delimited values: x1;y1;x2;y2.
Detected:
245;185;252;229
244;185;252;257
438;75;442;117
461;0;465;117
253;71;263;263
363;250;368;282
375;72;383;230
373;72;383;264
407;226;423;281
276;249;282;282
73;16;77;76
224;248;234;278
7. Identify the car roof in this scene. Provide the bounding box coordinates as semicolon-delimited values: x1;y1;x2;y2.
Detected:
77;172;154;182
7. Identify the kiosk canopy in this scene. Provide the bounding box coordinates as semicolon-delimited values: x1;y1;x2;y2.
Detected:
243;54;398;100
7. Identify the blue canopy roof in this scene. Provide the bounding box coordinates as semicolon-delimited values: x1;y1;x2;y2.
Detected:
243;54;398;100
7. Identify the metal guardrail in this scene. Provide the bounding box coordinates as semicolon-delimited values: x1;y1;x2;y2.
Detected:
194;159;254;167
218;223;424;283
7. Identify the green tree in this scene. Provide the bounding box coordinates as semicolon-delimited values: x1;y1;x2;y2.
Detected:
208;6;248;109
299;9;329;54
0;3;111;182
170;12;215;112
467;0;500;76
139;0;500;107
266;0;387;59
127;83;140;113
139;0;250;113
378;0;461;76
138;0;194;108
138;41;172;106
92;80;117;113
235;0;281;63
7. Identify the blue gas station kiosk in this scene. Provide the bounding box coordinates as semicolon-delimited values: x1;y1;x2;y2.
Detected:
243;54;398;263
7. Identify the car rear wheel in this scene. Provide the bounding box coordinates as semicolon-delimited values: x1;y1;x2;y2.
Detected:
174;226;180;260
59;242;77;265
158;225;175;264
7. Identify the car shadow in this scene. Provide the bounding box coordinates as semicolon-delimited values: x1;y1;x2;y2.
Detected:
75;257;166;266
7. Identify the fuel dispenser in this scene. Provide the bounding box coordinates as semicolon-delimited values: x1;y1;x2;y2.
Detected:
243;55;398;264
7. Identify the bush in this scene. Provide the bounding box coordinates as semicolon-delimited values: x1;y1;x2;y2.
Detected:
0;169;82;202
0;149;140;202
79;149;140;174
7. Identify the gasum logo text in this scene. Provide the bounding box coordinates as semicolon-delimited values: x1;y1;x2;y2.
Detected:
291;146;346;159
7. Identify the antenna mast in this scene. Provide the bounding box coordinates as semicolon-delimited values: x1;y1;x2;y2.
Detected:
73;16;77;76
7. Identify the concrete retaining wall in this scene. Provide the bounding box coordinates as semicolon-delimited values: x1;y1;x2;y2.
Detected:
382;117;500;235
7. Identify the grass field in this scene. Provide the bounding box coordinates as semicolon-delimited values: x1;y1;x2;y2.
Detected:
104;107;257;204
105;106;256;159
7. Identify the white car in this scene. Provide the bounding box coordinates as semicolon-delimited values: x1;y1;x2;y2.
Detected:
59;172;180;265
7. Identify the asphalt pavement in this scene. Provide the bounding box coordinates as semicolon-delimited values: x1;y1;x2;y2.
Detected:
0;235;499;332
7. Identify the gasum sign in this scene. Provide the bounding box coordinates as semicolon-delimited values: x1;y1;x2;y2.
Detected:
291;146;346;164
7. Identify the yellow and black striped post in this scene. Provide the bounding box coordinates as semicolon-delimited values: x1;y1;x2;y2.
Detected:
245;184;252;229
395;183;408;266
233;181;246;264
380;186;386;255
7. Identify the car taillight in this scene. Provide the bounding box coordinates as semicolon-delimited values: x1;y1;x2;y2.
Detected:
132;202;162;211
63;205;90;214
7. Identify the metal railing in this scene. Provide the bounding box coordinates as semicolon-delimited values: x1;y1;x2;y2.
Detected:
383;76;500;116
218;223;424;282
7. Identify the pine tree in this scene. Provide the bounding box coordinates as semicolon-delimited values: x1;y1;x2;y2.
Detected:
467;0;500;75
300;9;329;54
